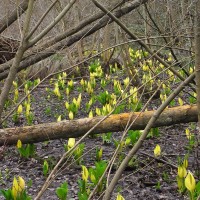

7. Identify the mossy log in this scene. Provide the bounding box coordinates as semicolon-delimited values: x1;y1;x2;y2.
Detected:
0;105;197;146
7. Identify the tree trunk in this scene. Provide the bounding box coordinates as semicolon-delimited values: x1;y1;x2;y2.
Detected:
195;0;200;177
0;0;35;120
0;105;197;146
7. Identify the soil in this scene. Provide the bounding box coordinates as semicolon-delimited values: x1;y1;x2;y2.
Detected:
0;74;198;200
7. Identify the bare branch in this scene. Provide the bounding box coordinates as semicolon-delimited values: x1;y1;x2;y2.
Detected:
92;0;195;91
103;72;195;199
0;0;147;80
28;0;77;47
0;0;30;34
26;0;59;40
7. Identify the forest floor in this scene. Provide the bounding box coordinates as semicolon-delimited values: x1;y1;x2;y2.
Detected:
0;76;197;200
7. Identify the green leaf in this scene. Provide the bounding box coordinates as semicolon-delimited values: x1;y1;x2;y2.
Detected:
56;182;68;200
196;181;200;196
0;189;13;199
43;160;49;176
127;130;141;144
56;188;67;200
78;191;88;200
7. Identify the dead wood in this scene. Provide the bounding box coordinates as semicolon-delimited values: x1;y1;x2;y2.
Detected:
0;105;197;146
0;36;19;64
0;0;148;81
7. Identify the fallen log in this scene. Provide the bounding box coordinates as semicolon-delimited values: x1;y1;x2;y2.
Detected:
0;105;197;146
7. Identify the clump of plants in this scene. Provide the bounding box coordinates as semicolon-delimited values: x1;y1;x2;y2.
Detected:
0;176;31;200
177;158;200;200
16;140;35;159
78;160;107;199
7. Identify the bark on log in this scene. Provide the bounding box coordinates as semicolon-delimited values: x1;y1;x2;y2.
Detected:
0;105;197;146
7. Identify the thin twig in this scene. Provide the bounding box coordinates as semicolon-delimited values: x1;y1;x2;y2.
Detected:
26;0;59;40
103;72;195;199
28;0;77;47
92;0;195;92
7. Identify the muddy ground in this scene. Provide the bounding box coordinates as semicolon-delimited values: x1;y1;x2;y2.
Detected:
0;77;197;200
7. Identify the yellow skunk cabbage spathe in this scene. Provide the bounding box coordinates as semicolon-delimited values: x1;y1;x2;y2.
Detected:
116;193;125;200
17;140;22;149
154;144;161;157
69;111;74;120
12;176;25;200
17;105;23;115
68;138;75;149
185;171;196;192
57;115;61;122
178;166;187;178
82;165;89;182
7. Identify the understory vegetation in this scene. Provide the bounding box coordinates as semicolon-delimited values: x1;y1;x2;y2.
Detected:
0;48;200;199
0;0;200;199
